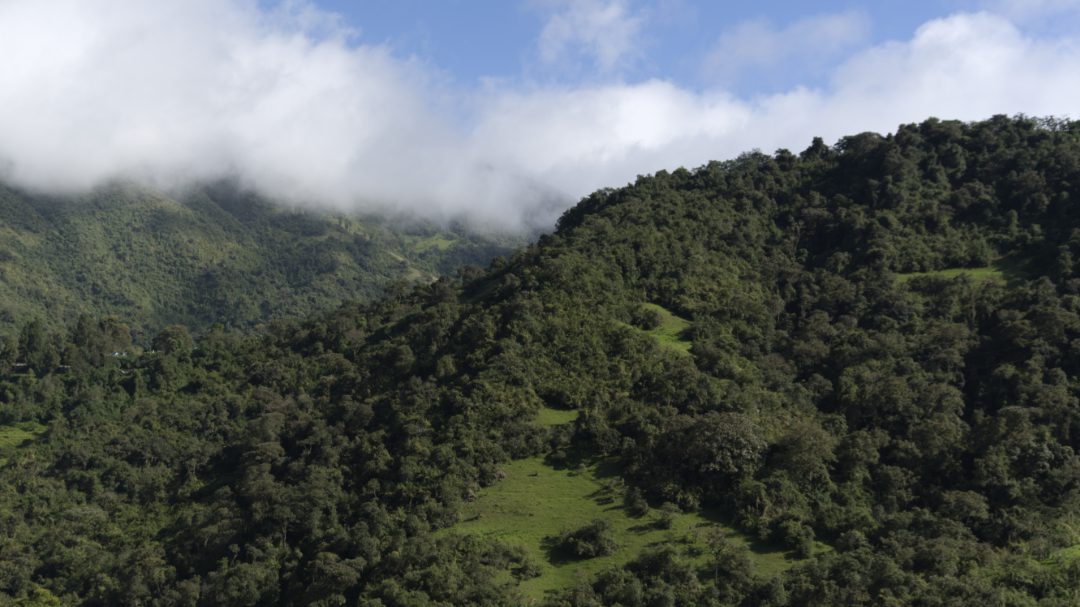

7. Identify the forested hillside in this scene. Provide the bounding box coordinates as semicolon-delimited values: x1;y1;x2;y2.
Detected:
0;180;516;339
3;115;1080;605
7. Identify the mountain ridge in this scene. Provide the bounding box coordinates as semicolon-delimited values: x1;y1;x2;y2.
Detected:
2;115;1080;605
0;179;520;340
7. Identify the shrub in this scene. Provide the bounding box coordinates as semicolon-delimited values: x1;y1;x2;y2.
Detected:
556;519;619;558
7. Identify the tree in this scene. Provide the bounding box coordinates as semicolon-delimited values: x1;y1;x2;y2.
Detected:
18;320;58;376
554;520;619;559
152;325;193;358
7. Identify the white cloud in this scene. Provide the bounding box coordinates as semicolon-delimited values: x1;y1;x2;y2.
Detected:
704;12;871;87
0;3;1078;231
821;13;1080;127
466;12;1080;224
0;0;469;218
536;0;644;73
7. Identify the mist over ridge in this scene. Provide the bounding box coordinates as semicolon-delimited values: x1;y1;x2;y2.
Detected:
2;0;1079;231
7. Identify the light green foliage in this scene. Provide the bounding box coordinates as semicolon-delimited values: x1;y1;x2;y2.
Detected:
0;182;518;338
12;586;62;607
450;457;801;601
1048;543;1080;565
407;234;457;252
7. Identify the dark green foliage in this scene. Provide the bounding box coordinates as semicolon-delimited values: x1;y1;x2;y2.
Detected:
624;486;650;517
630;305;662;330
17;320;58;377
152;325;192;357
3;116;1080;604
553;520;619;559
655;503;679;530
553;548;724;607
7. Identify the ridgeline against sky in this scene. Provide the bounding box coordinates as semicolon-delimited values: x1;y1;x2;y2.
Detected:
1;0;1079;230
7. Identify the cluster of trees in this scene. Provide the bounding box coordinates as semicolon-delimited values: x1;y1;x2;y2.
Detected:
1;115;1080;604
553;520;619;559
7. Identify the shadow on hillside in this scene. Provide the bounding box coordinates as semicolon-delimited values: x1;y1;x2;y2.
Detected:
693;507;804;560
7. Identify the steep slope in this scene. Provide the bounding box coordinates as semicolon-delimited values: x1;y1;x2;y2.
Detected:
0;181;517;339
2;116;1080;605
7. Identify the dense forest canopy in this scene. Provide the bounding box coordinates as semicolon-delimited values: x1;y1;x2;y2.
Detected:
0;180;517;339
2;115;1080;605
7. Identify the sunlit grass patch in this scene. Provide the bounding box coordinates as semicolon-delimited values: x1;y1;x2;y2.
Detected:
895;265;1005;284
448;457;808;603
535;407;578;427
895;256;1032;287
641;303;692;353
0;421;46;465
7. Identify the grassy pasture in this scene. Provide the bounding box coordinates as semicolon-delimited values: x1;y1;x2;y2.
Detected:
535;407;579;427
449;456;809;602
895;266;1006;284
894;256;1031;286
638;303;693;354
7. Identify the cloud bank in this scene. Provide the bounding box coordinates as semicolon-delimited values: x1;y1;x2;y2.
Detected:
0;1;1078;230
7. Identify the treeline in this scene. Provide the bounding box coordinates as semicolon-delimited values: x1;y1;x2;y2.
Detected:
1;115;1080;605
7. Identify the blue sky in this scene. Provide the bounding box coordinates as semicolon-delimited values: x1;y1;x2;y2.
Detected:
1;0;1079;229
313;0;1078;94
314;1;930;85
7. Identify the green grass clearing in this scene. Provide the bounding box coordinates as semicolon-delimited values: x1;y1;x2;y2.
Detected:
638;303;693;354
895;256;1031;287
895;266;1006;284
535;407;579;427
448;456;809;603
0;421;46;465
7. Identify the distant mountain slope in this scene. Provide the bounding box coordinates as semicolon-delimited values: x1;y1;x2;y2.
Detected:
0;181;518;338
